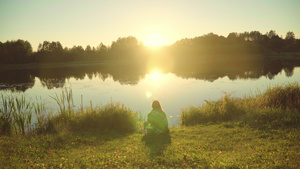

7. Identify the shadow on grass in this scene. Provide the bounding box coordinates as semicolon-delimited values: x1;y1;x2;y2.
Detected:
64;130;133;150
142;133;171;158
42;121;132;150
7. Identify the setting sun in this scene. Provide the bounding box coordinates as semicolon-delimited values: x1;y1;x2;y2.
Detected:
148;71;163;82
144;33;167;47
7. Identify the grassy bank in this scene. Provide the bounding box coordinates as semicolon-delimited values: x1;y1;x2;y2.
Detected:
1;82;300;168
1;124;299;168
181;82;300;129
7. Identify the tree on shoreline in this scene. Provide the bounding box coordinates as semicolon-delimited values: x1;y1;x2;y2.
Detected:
0;40;32;64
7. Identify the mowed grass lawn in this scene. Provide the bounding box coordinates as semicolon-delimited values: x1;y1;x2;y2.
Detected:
1;124;299;168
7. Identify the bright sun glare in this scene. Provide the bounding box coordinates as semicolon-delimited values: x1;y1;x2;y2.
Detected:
144;33;166;47
148;71;163;82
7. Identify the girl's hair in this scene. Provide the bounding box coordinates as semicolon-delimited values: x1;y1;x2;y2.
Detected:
152;100;162;110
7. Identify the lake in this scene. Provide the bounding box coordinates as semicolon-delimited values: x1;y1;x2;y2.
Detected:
1;60;300;126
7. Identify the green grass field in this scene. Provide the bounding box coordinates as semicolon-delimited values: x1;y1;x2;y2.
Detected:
1;124;299;168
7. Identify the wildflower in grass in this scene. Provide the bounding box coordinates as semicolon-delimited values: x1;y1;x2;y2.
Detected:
297;158;299;161
31;164;34;167
93;146;96;150
184;163;187;166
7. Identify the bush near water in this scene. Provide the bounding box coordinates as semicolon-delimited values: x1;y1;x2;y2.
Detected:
181;82;300;129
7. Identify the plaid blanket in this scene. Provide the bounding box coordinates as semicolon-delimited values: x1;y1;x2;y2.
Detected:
147;109;168;134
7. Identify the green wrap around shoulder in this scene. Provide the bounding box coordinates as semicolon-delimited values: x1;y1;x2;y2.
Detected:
147;109;169;134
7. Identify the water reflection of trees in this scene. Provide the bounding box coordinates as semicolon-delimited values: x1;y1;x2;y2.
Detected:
0;60;299;92
171;60;299;82
0;69;35;92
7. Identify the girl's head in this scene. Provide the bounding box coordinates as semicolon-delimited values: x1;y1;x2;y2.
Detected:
152;100;162;110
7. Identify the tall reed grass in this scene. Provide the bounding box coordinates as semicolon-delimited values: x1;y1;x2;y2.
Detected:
181;93;244;125
257;82;300;109
49;88;140;134
0;94;13;135
0;94;46;135
70;101;139;133
1;87;141;136
50;87;74;119
33;97;47;134
181;82;300;129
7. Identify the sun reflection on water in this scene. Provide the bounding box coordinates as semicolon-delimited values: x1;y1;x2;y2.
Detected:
145;91;152;98
144;70;164;99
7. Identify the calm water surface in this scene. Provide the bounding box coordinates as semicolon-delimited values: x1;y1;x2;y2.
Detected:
1;63;300;126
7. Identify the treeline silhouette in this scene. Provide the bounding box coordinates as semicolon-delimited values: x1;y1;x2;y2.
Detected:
0;30;300;65
0;36;146;65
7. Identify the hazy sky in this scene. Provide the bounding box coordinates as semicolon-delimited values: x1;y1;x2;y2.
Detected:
1;0;300;50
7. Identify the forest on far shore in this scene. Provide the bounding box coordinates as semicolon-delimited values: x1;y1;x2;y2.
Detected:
1;30;300;65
